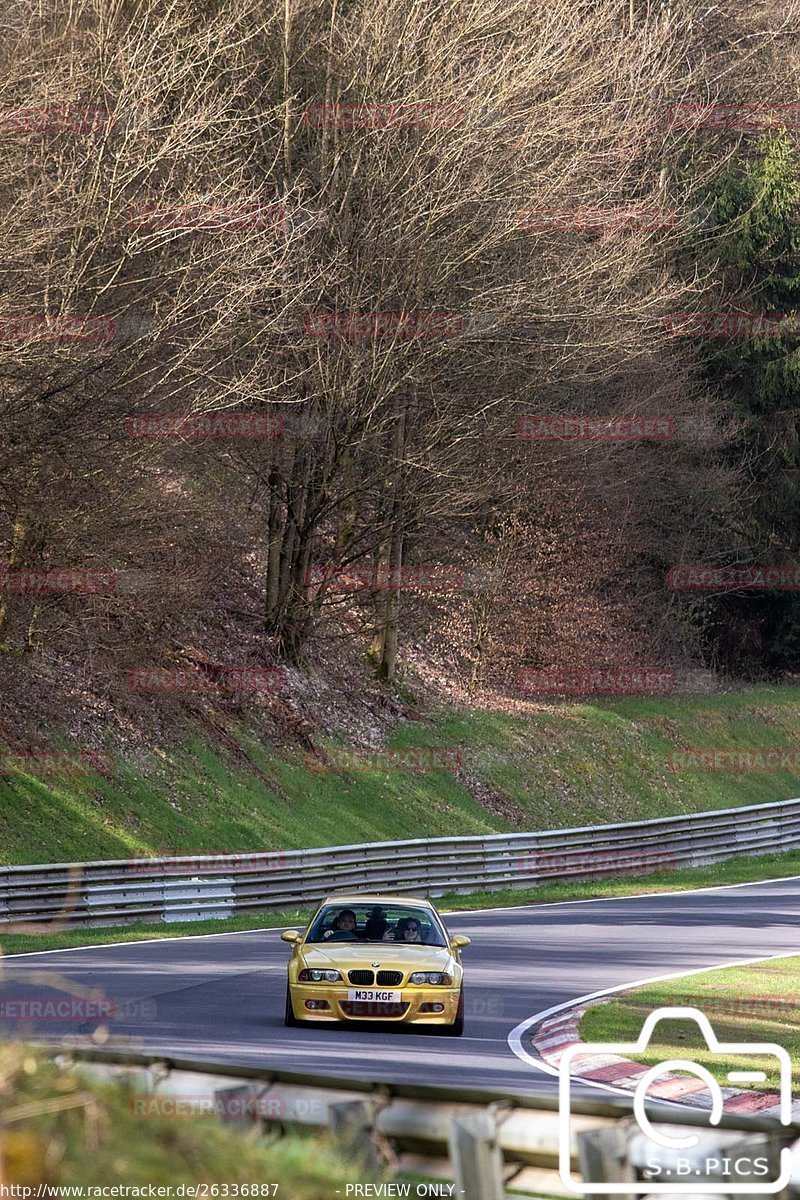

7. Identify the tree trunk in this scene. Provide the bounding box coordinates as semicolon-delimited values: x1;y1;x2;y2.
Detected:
373;400;408;684
375;523;403;683
0;515;31;647
265;468;283;627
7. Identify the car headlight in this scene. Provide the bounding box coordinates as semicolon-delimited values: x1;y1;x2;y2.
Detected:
409;972;453;986
298;969;342;982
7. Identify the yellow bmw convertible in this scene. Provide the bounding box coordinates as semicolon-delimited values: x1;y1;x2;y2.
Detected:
281;894;470;1035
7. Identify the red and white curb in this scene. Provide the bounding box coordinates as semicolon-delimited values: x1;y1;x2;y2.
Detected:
532;1000;792;1117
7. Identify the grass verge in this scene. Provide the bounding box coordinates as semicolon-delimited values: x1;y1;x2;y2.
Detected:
2;846;800;956
579;956;800;1092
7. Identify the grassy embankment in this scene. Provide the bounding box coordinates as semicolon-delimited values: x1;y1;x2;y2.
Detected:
2;686;800;866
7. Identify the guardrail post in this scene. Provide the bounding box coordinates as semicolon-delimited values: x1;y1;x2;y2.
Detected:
577;1125;636;1200
214;1083;265;1128
707;1133;790;1200
448;1110;505;1200
329;1099;383;1170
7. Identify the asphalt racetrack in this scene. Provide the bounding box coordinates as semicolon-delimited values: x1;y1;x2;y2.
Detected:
2;876;799;1097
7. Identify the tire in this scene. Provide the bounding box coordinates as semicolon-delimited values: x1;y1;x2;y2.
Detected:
443;988;464;1037
284;983;299;1027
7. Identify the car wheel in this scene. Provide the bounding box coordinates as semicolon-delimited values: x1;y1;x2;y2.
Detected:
284;984;299;1027
443;988;464;1036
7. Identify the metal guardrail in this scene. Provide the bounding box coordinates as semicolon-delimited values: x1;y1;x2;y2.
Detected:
2;796;799;929
63;1045;800;1199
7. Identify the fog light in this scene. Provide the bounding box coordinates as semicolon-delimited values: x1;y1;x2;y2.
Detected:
305;999;331;1011
419;1002;444;1013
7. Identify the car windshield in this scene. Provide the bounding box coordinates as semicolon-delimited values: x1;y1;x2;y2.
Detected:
305;903;447;946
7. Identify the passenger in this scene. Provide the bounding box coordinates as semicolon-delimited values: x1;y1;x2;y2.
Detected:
395;916;423;943
364;906;388;940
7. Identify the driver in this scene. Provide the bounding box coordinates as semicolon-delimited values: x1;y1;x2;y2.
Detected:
324;908;358;938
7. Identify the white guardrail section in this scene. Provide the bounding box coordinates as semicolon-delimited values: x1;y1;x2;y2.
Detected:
68;1047;800;1200
2;796;799;928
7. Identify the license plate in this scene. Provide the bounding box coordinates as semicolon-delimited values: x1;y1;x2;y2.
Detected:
346;988;401;1003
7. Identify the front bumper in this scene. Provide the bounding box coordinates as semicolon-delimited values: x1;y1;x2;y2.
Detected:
287;983;461;1025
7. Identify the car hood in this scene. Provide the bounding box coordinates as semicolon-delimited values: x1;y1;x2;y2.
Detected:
301;942;453;971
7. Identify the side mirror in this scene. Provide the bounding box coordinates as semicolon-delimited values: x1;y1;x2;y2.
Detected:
281;929;302;944
450;934;471;950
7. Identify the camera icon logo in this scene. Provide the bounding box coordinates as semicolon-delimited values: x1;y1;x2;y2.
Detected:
558;1006;793;1194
